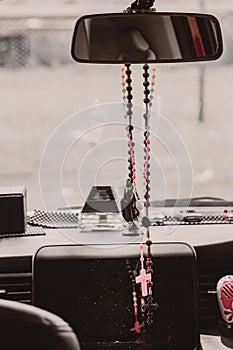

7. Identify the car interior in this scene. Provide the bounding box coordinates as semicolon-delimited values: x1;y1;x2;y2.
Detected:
0;0;233;349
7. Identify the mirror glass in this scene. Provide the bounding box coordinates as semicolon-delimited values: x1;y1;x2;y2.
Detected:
71;12;223;64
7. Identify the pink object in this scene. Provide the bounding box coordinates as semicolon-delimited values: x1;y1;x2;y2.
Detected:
136;268;151;297
217;275;233;323
130;321;143;334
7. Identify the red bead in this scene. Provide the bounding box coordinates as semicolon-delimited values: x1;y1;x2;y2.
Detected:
147;281;153;288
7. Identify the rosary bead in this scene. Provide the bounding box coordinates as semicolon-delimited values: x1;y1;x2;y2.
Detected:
129;125;134;132
143;72;149;78
144;98;150;104
146;239;152;246
143;81;150;87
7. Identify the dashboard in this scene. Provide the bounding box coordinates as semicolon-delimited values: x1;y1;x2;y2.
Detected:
0;213;232;349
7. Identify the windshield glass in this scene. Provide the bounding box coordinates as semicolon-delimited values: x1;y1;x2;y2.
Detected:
0;0;232;210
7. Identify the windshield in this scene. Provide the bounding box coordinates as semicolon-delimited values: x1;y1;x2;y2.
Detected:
0;0;232;210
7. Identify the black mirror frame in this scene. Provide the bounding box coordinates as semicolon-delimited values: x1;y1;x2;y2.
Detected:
71;12;223;64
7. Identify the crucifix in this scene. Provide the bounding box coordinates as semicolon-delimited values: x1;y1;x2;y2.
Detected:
130;320;143;334
136;244;151;296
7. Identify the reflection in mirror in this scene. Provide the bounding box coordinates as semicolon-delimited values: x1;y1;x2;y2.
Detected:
71;13;223;64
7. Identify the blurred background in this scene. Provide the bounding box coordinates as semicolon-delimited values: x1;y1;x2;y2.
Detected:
0;0;233;209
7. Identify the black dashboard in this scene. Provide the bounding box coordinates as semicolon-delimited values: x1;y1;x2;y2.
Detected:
0;218;232;349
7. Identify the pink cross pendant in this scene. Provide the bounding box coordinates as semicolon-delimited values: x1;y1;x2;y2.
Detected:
136;268;151;297
130;320;143;334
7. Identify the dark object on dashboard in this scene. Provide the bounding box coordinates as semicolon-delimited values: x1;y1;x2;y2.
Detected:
34;243;199;350
0;186;27;234
81;186;119;214
0;225;45;238
0;298;81;350
71;12;223;64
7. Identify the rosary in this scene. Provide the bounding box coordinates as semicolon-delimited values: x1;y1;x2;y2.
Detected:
121;64;159;334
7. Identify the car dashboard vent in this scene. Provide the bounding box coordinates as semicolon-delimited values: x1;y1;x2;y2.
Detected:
0;272;32;304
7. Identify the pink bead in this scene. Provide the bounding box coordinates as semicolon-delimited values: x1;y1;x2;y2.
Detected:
146;139;150;145
146;147;150;152
144;161;148;166
144;175;147;179
132;168;136;173
132;175;136;180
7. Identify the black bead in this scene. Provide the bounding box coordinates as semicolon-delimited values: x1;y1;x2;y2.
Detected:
143;81;150;87
144;98;150;104
146;239;152;246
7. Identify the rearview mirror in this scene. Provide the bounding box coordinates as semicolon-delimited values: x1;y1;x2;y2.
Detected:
71;12;223;64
